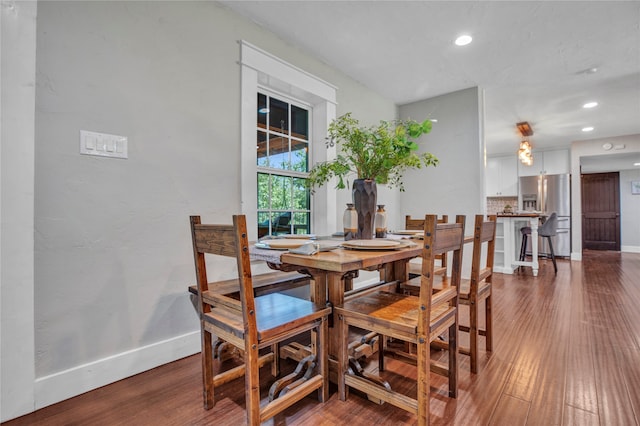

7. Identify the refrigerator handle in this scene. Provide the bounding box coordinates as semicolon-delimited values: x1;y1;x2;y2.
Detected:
537;176;543;212
542;176;548;213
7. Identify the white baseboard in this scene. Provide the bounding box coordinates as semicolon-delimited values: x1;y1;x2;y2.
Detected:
621;245;640;253
493;266;515;275
34;331;201;410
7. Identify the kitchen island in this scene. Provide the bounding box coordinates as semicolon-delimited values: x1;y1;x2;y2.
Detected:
494;213;540;276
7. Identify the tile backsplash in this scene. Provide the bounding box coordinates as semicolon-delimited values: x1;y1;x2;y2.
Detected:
487;196;518;214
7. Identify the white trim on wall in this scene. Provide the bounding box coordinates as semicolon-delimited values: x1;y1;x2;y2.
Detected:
34;332;200;410
239;41;338;239
1;1;38;421
621;245;640;253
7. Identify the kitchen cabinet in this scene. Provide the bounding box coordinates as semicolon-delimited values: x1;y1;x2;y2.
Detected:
518;149;570;176
486;155;518;196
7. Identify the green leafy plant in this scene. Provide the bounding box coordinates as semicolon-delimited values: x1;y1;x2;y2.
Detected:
307;113;438;192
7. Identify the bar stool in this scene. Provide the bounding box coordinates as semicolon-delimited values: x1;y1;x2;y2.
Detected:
519;212;558;274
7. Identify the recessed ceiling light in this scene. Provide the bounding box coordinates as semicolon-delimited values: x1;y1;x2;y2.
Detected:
583;101;598;109
582;127;594;132
455;35;472;46
634;162;640;167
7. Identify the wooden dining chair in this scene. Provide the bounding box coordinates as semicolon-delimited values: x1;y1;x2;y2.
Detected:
190;215;330;425
406;214;448;277
458;214;497;374
336;215;465;426
405;215;497;373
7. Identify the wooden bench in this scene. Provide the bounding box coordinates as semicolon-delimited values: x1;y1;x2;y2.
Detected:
188;271;310;311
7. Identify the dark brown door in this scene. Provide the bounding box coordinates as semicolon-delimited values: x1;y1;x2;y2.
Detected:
581;172;620;251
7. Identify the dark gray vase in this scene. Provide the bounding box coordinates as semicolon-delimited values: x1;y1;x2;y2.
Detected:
352;179;377;239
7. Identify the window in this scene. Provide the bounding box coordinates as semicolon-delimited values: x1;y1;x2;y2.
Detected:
240;41;337;240
257;92;311;237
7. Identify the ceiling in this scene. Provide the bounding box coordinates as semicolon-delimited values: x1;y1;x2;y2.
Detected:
220;1;640;156
581;152;640;173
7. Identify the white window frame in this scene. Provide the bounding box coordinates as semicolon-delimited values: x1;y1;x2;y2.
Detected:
240;41;337;240
257;89;312;236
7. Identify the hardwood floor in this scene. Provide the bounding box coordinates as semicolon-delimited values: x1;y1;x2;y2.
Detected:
4;252;639;425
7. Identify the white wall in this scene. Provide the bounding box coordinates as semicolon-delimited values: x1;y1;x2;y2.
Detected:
398;87;485;230
1;1;38;421
620;168;640;252
1;1;396;420
570;134;640;259
398;87;485;276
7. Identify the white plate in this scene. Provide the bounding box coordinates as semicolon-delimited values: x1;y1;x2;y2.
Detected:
280;234;316;239
390;230;422;235
257;239;312;250
342;239;403;250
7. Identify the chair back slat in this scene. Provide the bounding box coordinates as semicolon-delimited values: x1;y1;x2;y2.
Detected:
193;223;238;258
432;223;465;254
479;221;497;243
405;216;425;230
405;214;449;231
407;214;449;271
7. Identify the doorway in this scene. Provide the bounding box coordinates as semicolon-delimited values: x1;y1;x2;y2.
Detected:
581;172;620;251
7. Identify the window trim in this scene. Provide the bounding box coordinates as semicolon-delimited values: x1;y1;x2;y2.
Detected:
240;41;337;240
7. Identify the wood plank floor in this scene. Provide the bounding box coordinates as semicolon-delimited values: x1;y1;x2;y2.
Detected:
4;251;640;425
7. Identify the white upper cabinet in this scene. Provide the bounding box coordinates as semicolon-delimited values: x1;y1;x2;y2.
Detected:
486;155;518;196
542;149;570;175
518;149;570;176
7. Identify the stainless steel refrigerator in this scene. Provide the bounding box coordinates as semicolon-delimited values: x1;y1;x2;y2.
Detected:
518;174;571;257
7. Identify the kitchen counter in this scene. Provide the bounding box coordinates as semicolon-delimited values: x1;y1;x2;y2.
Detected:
496;213;540;217
494;215;540;276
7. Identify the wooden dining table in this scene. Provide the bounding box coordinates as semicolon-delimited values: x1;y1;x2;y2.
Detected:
253;239;423;373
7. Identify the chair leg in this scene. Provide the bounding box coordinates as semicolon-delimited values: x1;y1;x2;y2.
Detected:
448;320;458;398
201;327;215;409
519;234;528;261
469;295;478;375
378;335;386;372
485;293;493;352
244;342;261;426
317;317;329;403
337;315;348;401
546;236;557;274
417;333;431;425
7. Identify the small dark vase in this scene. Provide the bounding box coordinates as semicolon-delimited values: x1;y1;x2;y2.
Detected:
352;179;377;239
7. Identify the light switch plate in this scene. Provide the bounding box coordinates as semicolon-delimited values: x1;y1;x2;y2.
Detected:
80;130;128;159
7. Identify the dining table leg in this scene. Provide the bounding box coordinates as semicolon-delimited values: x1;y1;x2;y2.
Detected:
391;259;410;283
308;271;328;305
327;271;345;359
